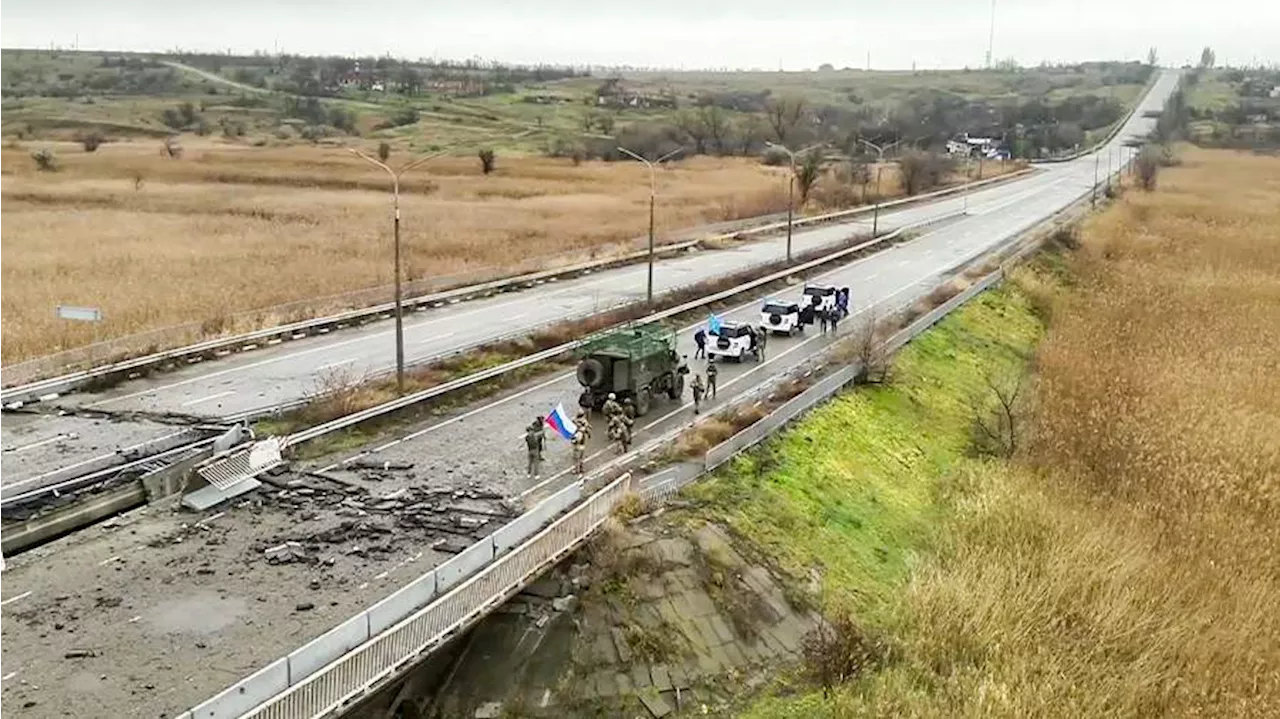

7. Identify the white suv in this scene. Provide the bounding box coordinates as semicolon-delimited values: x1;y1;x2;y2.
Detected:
760;300;802;336
707;322;760;362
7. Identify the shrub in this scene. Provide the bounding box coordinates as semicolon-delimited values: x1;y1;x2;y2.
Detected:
478;148;496;174
800;612;888;698
79;131;104;152
377;142;391;162
761;146;789;166
30;148;57;171
898;151;953;195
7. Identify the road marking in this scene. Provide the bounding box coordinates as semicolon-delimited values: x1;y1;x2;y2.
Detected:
180;390;235;407
315;358;357;372
416;331;456;345
1;671;17;682
99;555;122;566
4;433;73;453
1;591;32;607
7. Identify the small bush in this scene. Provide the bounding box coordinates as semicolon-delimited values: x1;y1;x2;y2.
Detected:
801;612;888;698
1135;146;1160;191
30;148;57;171
377;142;391;162
79;131;104;152
761;146;789;166
478;148;496;174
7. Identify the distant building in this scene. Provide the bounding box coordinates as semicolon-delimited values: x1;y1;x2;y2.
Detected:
947;133;1004;159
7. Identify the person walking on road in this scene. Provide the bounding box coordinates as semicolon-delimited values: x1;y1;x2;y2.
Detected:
819;309;831;335
837;288;851;318
756;326;768;362
601;392;623;421
693;328;707;359
691;373;706;414
830;308;841;335
705;361;718;400
525;416;546;478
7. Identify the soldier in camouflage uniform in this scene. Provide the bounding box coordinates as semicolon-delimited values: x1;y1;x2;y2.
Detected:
525;416;546;478
571;427;588;475
608;412;633;454
601;392;623;422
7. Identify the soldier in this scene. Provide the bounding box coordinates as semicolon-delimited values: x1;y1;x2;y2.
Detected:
608;412;632;454
571;427;588;475
601;392;623;421
691;373;706;414
756;325;768;362
705;361;718;400
623;396;637;420
575;410;592;440
693;328;707;359
524;416;546;478
829;306;841;334
819;308;831;335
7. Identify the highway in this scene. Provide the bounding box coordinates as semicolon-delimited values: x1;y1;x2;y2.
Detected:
0;69;1180;719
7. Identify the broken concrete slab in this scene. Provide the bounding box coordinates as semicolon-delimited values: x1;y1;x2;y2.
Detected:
181;478;262;511
638;688;673;718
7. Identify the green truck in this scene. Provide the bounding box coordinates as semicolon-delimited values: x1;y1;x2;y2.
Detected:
575;323;685;417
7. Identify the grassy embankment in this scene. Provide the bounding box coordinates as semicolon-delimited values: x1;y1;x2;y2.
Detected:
682;147;1280;717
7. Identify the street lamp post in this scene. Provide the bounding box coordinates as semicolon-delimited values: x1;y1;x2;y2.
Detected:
766;141;824;263
618;146;683;304
858;138;904;237
348;148;448;395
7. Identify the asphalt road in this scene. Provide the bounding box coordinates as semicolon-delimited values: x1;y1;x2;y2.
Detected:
58;170;1032;420
0;67;1182;719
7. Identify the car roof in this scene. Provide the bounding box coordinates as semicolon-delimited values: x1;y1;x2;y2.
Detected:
804;284;835;291
762;300;799;310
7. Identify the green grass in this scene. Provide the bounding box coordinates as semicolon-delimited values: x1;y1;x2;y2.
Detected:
680;280;1044;717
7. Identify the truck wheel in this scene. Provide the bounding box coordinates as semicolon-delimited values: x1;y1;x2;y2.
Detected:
636;387;652;416
668;373;684;400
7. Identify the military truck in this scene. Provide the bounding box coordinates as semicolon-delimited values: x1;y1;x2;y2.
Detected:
576;323;684;417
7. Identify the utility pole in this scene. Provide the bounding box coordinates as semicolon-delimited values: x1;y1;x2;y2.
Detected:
986;0;996;69
766;142;824;263
858;138;904;236
348;148;449;394
1092;151;1101;207
618;146;683;304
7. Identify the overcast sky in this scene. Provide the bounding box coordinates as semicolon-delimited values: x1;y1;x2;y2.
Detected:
2;1;1277;70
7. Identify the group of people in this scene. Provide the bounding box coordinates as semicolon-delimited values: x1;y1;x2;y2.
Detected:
817;287;852;335
524;408;596;479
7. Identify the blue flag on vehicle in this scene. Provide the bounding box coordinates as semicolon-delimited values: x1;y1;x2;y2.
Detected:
707;313;723;335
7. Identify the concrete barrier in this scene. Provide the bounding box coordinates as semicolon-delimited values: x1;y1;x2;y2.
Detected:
189;657;289;719
365;569;440;636
435;539;496;594
493;481;582;557
287;615;372;685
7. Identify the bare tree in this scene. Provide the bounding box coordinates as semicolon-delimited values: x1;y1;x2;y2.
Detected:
674;109;708;154
850;311;890;384
1199;46;1216;69
1135;146;1160;191
848;160;872;204
162;136;183;159
795;148;825;205
734;114;765;156
700;105;731;155
765;95;807;144
79;131;104;152
897;150;951;195
971;372;1024;457
800;613;885;699
1147;46;1159;67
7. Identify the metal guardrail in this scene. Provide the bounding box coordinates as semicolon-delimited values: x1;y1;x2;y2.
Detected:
2;168;1032;405
190;475;627;719
277;214;963;450
194;165;1112;719
1029;69;1167;165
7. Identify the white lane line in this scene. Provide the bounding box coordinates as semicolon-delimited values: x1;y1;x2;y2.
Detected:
180;390;235;407
1;591;33;607
315;358;357;372
98;555;122;566
1;671;17;682
416;331;456;345
4;433;73;453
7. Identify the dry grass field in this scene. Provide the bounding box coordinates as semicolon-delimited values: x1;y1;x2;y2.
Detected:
0;141;794;363
861;148;1280;716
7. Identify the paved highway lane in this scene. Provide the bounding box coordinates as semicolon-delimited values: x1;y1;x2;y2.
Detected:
0;70;1180;719
62;165;1058;421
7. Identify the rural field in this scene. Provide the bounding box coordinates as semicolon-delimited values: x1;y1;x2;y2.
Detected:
677;147;1280;716
1;49;1139;365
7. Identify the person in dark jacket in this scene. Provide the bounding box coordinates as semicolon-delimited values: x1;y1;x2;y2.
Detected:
694;328;707;359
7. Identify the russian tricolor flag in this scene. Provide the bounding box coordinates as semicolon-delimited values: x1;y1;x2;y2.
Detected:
544;403;577;441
